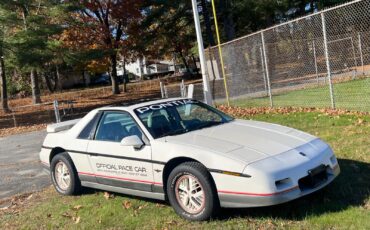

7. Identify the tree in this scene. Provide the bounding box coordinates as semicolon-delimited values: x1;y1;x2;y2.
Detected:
0;0;65;104
200;0;215;47
141;0;197;74
219;0;235;41
212;0;351;43
65;0;143;94
0;1;20;111
0;29;9;112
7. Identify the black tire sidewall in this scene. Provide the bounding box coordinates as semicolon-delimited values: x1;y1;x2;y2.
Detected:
50;152;81;195
167;162;218;221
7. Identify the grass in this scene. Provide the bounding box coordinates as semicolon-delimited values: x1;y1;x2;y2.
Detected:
230;78;370;111
0;111;369;229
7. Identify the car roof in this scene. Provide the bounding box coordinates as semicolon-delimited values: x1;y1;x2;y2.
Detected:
97;97;187;112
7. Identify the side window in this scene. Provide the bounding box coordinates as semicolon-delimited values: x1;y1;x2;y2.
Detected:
78;113;101;140
95;112;143;142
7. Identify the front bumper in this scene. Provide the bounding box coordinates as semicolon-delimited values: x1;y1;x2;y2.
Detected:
219;164;340;208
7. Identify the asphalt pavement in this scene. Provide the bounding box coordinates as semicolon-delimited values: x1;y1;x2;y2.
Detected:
0;131;50;200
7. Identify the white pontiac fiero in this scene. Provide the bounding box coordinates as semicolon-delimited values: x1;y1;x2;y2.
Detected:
40;98;340;221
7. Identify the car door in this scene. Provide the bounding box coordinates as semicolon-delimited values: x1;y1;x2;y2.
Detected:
86;111;154;192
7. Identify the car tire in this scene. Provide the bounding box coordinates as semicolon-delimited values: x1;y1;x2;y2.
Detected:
50;152;81;195
167;161;219;221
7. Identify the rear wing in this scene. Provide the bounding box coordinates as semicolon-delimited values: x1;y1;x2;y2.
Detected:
47;119;81;133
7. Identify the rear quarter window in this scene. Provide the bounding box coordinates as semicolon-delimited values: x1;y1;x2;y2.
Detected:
77;113;101;140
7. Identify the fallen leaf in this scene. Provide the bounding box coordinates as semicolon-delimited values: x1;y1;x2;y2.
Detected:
122;200;132;209
62;212;72;218
132;210;138;217
155;203;165;208
73;216;81;224
165;220;178;225
72;205;83;211
103;192;111;200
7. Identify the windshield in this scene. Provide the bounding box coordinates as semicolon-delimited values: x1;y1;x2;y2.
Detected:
134;99;234;139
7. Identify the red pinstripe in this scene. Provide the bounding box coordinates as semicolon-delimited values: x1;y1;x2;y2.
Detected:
218;186;299;197
78;171;163;186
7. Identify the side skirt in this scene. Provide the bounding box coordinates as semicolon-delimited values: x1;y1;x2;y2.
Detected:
81;181;166;201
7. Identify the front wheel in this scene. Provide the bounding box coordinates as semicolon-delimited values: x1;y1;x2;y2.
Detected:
167;162;219;221
50;152;81;195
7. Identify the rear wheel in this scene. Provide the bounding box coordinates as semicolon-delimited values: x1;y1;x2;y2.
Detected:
50;152;81;195
167;162;219;221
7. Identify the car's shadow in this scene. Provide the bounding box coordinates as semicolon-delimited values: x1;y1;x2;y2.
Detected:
217;158;369;221
80;158;369;221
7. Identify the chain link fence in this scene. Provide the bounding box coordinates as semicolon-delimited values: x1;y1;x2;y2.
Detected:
161;81;205;101
205;0;370;111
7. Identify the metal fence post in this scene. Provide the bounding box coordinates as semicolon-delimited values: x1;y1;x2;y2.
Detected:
187;84;194;99
312;40;319;85
358;32;364;75
11;111;17;127
180;80;186;97
321;12;336;109
261;31;273;107
53;100;61;123
350;37;358;78
259;46;268;95
160;81;165;98
164;86;168;98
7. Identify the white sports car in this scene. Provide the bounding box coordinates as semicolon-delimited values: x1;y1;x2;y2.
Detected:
40;98;340;221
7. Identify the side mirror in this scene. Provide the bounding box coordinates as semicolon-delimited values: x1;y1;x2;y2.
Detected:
120;135;144;150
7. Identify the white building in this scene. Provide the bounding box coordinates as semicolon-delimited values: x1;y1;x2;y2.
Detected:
118;57;175;78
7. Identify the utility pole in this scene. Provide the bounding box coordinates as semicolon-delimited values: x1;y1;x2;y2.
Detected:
191;0;213;105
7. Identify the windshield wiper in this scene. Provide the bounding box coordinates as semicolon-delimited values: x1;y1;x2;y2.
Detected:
195;121;224;130
157;128;189;138
167;128;189;136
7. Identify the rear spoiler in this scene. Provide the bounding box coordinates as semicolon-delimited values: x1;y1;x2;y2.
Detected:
47;119;81;133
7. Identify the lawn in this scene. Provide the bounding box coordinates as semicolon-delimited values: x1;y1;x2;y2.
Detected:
230;78;370;112
0;111;369;229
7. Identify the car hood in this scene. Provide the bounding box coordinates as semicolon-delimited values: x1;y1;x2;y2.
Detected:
164;119;318;164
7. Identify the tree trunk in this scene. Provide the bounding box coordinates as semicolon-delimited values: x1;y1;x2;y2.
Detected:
297;0;307;16
44;73;54;93
0;56;9;112
110;54;120;94
55;65;60;91
81;69;86;86
310;1;315;13
31;69;41;104
0;30;9;112
200;0;215;46
179;50;191;75
220;0;235;41
191;55;199;75
172;53;177;74
122;57;127;93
